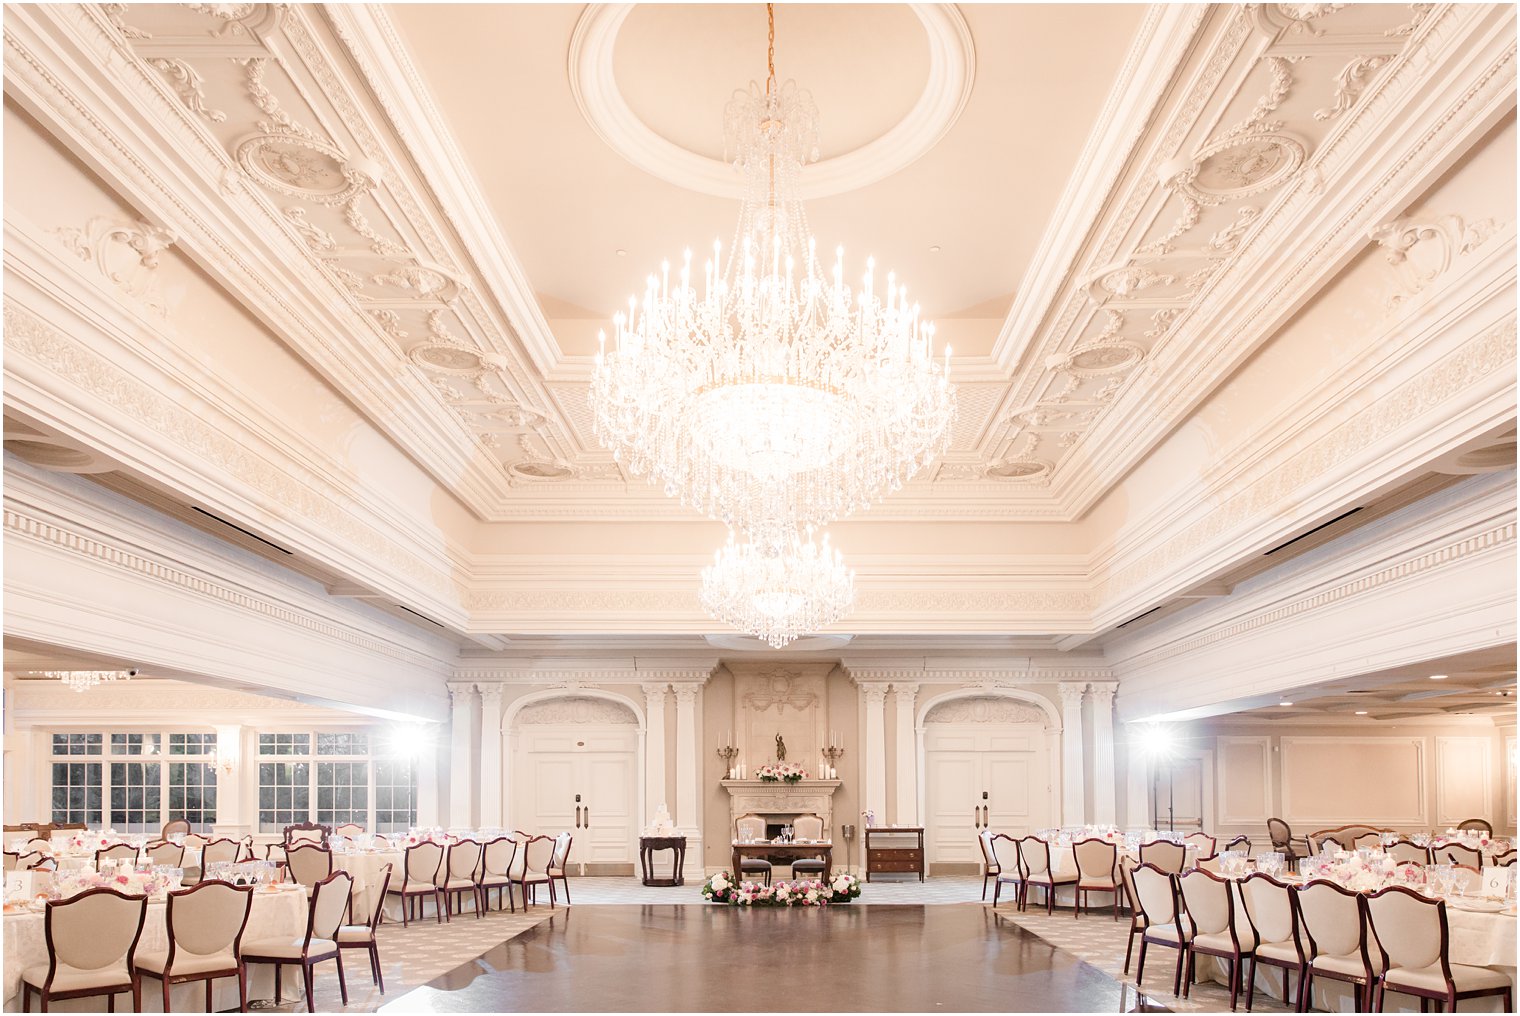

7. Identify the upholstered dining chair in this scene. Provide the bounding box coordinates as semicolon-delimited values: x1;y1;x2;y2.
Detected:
244;870;354;1012
987;833;1023;908
282;822;330;848
1352;831;1386;850
182;833;208;851
1178;867;1256;1011
145;841;186;867
1266;817;1303;866
735;814;773;886
1131;862;1192;998
96;842;138;866
1183;832;1218;860
1491;849;1517;867
285;843;334;897
1385;838;1431;864
1238;871;1305;1012
1366;883;1513;1013
548;832;574;905
1072;837;1122;920
479;835;518;912
338;863;393;995
790;816;826;879
517;835;557;908
1016;835;1076;915
1295;877;1382;1012
200;837;241;871
443;838;484;918
19;886;148;1012
1224;834;1252;855
27;854;58;872
133;878;254;1012
1432;842;1483;868
26;837;54;855
371;834;391;849
160;819;192;839
976;829;1000;901
3;850;19;872
387;841;444;926
1119;857;1144;973
1457;818;1494;835
1139;839;1187;874
334;823;365;838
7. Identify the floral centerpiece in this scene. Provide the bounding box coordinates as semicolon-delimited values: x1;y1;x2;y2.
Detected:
756;762;809;784
57;868;177;900
67;832;120;853
701;871;861;906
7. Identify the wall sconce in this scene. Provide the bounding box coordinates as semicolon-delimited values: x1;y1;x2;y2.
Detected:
207;753;236;777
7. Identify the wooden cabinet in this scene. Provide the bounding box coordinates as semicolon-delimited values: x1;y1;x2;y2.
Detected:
864;827;925;882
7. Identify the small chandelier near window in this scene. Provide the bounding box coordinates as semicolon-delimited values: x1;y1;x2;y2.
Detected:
38;669;137;693
699;529;854;649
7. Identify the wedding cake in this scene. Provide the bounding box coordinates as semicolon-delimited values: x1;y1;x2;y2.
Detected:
644;804;676;836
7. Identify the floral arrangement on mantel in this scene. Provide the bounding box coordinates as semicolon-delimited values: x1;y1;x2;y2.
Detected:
755;762;809;784
702;871;861;906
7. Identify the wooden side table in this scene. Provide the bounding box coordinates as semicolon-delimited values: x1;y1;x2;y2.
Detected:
639;835;687;886
864;827;925;881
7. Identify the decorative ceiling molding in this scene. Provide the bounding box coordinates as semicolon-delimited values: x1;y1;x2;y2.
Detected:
566;3;975;200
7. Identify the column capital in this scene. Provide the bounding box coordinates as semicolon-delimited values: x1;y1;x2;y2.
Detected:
446;681;476;701
642;683;670;709
476;682;505;704
861;685;888;707
1088;684;1116;706
890;682;920;698
1058;682;1088;708
672;684;699;707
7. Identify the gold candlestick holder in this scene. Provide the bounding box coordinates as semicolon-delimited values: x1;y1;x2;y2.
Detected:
717;745;739;780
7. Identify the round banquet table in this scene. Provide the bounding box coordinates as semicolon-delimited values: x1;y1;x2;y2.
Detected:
49;848;202;873
1041;843;1199;908
331;848;405;922
2;886;307;1012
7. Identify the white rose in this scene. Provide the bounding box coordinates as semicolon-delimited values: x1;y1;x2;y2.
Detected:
806;889;818;901
712;875;729;891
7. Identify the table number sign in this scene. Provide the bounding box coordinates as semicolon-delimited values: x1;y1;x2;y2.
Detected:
4;870;45;899
1480;866;1513;898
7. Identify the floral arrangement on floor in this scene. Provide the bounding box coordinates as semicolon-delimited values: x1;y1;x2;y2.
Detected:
702;871;861;906
755;762;809;784
57;867;180;900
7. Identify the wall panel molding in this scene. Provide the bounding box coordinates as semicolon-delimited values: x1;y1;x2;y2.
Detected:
1434;736;1493;826
1216;735;1273;826
1280;736;1428;826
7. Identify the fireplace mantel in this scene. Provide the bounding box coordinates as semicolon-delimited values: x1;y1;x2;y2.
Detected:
721;779;843;836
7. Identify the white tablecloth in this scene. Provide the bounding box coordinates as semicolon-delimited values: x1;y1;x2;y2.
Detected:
3;888;306;1012
332;849;403;922
51;849;202;873
1048;844;1199;879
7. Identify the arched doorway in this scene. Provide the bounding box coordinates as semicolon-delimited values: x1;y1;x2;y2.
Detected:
507;693;641;871
920;693;1057;872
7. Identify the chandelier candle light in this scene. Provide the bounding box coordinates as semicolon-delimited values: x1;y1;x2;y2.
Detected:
591;4;954;645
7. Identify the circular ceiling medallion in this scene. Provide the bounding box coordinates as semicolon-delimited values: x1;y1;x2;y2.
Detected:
984;458;1050;481
1186;133;1306;199
509;460;577;481
4;438;113;474
569;3;975;200
1435;439;1518;475
1061;342;1144;377
408;344;491;374
235;135;366;203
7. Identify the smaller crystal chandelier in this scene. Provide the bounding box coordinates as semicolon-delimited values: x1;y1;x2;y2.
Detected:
38;669;137;693
700;529;854;648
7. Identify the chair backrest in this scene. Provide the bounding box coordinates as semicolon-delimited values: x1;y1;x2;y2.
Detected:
146;841;185;867
521;835;555;874
1434;843;1483;867
285;844;334;888
1;851;19;872
482;836;516;878
735;814;766;841
161;819;192;839
1183;832;1217;858
1138;839;1187;874
1351;831;1384;850
27;837;54;855
372;834;390;849
1457;818;1493;834
26;853;56;871
356;864;393;931
976;830;997;870
1225;834;1251;854
1266;817;1293;850
335;823;365;837
1366;884;1445;973
183;833;208;851
1073;837;1117;879
1131;863;1179;927
308;871;354;944
404;841;444;888
793;815;823;841
1240;872;1297;947
449;839;483;880
166;880;254;957
1386;839;1430;864
988;833;1020;876
1491;849;1517;867
1016;836;1050;876
97;843;138;864
45;887;148;971
1295;879;1367;959
201;837;241;868
551;832;573;870
1118;857;1139;914
283;822;330;847
1177;867;1233;937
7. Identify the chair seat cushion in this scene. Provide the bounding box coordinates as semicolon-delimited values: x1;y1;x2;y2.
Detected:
792;861;826;871
443;878;476;890
1255;940;1301;965
1383;962;1511;993
134;949;237;977
1144;920;1193;945
1311;951;1383;978
242;937;337;961
740;859;772;870
1027;872;1077;886
480;873;512;887
1193;928;1257;954
22;961;132;994
547;867;564;877
393;881;436;894
336;925;374;944
1077;877;1118;889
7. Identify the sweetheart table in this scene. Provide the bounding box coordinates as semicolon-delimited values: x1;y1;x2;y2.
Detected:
732;841;834;882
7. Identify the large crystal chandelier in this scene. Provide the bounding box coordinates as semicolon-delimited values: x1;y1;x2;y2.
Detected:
590;4;956;543
699;529;855;649
39;669;135;693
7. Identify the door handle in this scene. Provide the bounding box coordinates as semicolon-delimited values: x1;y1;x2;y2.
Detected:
583;806;590;829
982;805;989;827
973;807;982;830
574;806;583;828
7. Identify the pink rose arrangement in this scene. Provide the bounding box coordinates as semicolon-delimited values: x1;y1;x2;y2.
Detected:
701;871;861;906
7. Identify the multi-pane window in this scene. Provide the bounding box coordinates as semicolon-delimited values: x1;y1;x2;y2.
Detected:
108;761;161;832
53;734;103;756
51;761;102;825
50;732;212;830
168;762;217;832
110;733;161;756
373;758;418;833
316;762;368;826
257;761;310;833
257;731;417;833
168;733;216;755
259;733;310;756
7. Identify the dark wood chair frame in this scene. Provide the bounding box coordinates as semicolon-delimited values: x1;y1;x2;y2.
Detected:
1131;863;1190;998
1072;837;1123;920
441;839;485;919
135;879;254;1013
1017;835;1076;915
1295;878;1380;1012
388;842;445;926
1138;839;1188;874
284;843;334;892
734;816;774;886
1267;817;1304;867
1225;834;1253;854
96;843;139;867
987;833;1024;908
160;819;192;839
199;836;243;871
517;835;558;908
338;863;393;995
1367;884;1514;1014
1456;818;1493;835
1238;871;1307;1012
1120;859;1145;973
282;822;331;848
242;870;352;1013
144;841;187;868
21;887;147;1013
1178;867;1256;1011
977;830;1000;902
478;836;519;913
548;832;575;906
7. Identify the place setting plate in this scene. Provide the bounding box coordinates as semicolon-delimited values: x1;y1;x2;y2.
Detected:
1448;897;1509;913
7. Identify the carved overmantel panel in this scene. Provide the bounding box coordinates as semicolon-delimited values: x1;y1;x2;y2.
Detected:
721;779;843;837
727;662;835;773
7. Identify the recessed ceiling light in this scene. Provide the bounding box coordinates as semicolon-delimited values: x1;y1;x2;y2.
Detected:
1429;674;1448;680
1355;710;1368;715
1279;700;1294;707
615;249;627;257
928;244;942;253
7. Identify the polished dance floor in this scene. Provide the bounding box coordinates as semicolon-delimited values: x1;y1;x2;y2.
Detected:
378;904;1144;1012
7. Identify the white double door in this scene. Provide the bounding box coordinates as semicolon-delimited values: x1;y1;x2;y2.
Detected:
924;723;1052;867
511;726;638;867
